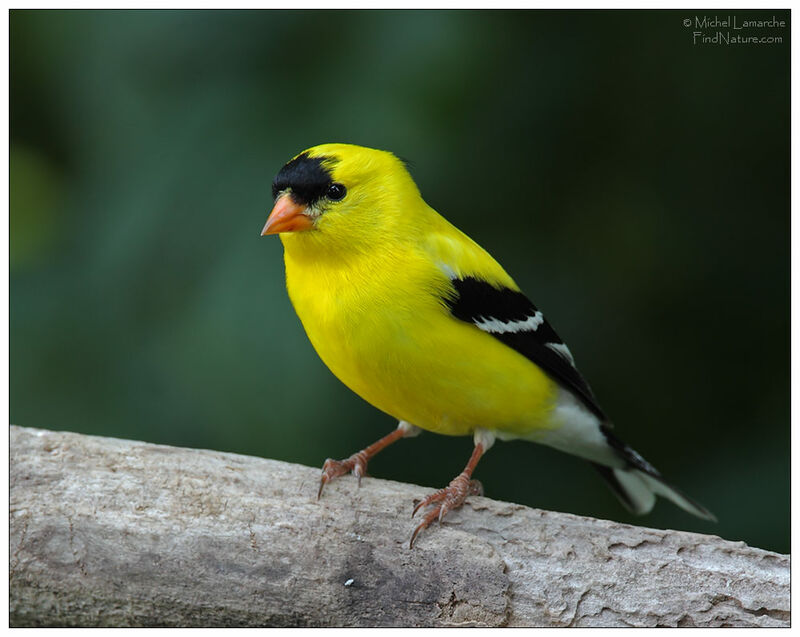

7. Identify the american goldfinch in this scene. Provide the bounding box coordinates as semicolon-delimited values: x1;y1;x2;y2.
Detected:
262;143;714;547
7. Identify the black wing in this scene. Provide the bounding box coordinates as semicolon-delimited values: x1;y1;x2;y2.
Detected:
443;276;607;421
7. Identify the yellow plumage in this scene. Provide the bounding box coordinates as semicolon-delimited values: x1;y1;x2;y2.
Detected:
280;144;557;439
262;143;714;546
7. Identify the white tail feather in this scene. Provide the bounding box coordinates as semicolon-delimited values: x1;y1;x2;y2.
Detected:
611;468;656;515
638;472;717;521
604;466;717;522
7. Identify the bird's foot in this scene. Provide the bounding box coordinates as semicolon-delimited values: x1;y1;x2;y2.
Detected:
409;473;483;548
316;426;411;499
317;450;369;499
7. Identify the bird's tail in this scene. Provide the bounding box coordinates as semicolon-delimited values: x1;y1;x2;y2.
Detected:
591;462;716;520
591;426;716;521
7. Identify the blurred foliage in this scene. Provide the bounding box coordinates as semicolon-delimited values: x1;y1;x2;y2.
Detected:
10;10;789;553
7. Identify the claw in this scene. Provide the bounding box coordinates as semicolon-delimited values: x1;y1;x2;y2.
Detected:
317;476;325;500
315;427;409;500
410;526;421;549
411;488;446;518
352;450;367;487
408;471;481;548
409;518;428;548
317;458;334;499
317;451;370;499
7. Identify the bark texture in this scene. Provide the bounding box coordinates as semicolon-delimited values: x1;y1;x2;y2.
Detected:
9;425;789;627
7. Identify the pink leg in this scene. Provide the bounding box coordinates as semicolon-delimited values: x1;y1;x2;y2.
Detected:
409;443;485;548
318;426;409;499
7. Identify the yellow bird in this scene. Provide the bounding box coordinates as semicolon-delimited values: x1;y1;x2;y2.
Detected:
262;143;714;547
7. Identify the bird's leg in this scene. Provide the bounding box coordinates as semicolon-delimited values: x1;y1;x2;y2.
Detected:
409;441;486;548
318;420;420;498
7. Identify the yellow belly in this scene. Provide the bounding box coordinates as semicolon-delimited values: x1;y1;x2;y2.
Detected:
283;247;558;438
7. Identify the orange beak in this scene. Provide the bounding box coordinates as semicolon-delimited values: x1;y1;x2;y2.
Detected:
261;195;314;235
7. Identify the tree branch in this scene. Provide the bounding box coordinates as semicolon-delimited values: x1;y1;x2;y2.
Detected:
10;425;789;627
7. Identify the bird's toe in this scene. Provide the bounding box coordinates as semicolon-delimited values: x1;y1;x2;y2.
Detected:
408;471;477;547
317;452;370;499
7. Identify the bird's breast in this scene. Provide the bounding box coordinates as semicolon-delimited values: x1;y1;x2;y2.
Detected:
284;250;439;407
282;247;558;437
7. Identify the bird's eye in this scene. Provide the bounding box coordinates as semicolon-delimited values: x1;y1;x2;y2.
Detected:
326;183;346;201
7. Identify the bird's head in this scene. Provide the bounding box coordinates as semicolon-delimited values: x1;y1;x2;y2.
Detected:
262;144;422;255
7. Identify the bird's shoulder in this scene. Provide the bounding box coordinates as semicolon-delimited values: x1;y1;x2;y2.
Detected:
421;224;517;290
421;226;607;422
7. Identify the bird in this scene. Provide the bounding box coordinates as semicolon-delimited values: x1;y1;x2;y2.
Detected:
261;143;714;547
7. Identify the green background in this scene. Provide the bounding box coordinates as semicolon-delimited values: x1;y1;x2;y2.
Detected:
11;10;790;553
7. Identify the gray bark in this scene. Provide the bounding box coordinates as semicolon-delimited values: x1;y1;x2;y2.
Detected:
10;425;789;627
